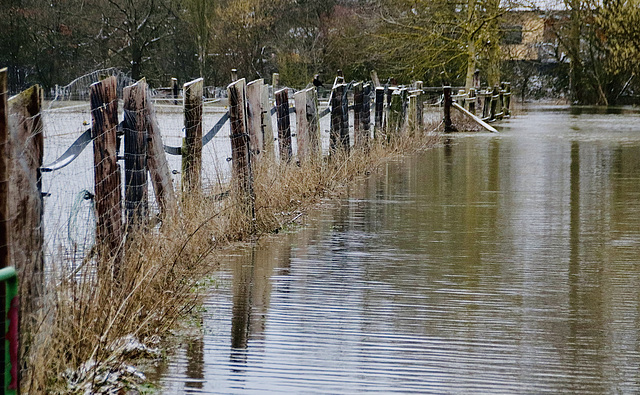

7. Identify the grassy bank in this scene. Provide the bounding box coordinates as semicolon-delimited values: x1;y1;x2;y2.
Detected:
24;127;441;393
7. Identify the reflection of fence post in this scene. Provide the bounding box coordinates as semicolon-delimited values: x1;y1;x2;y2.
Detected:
123;79;148;225
0;68;9;271
182;78;203;194
443;86;455;132
362;83;371;145
246;79;264;159
330;83;345;152
90;76;123;267
275;88;292;162
227;78;254;214
374;87;384;138
7;83;44;323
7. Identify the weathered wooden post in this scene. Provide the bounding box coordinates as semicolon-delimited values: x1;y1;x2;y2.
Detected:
497;85;504;120
362;83;372;145
388;89;402;138
407;93;419;135
246;79;265;158
353;83;364;147
340;85;349;152
260;83;275;156
374;87;384;138
272;73;280;92
171;77;179;105
0;68;10;271
123;80;149;225
443;86;455;132
182;78;203;193
8;83;45;319
231;69;238;82
503;82;511;117
490;86;499;121
468;88;476;115
145;90;177;217
275;88;292;162
370;70;381;88
330;83;345;152
90;76;123;266
294;87;321;163
415;81;424;131
227;78;255;215
481;90;491;120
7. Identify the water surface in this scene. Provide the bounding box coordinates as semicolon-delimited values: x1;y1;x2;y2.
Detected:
158;104;640;393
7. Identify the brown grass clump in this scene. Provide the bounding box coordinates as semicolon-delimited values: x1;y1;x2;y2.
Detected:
23;124;440;394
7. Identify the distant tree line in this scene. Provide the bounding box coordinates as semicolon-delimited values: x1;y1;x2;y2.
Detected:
1;0;637;104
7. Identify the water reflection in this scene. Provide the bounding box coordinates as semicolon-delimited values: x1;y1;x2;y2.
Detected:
159;105;640;393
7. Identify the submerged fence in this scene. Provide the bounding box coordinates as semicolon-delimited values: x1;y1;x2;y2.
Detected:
0;65;512;389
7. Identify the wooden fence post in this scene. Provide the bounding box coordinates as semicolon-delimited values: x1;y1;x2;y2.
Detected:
8;83;45;321
490;86;499;121
246;79;264;158
468;88;476;115
330;83;345;152
353;83;365;148
415;81;424;131
482;90;491;120
294;87;320;163
272;73;280;92
182;78;203;194
146;87;177;217
407;92;419;134
260;84;275;157
374;87;384;138
503;82;511;117
275;88;292;162
497;85;504;120
388;89;402;138
443;86;455;132
362;83;372;145
123;79;148;225
227;78;255;214
90;76;123;266
231;69;238;82
0;69;9;271
340;85;349;152
171;78;179;105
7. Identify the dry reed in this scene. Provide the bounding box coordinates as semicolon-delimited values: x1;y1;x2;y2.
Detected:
23;123;441;394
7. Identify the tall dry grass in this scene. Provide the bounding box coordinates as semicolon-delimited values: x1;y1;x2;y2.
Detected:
23;125;441;393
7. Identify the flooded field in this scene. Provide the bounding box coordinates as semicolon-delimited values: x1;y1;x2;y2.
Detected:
155;104;640;393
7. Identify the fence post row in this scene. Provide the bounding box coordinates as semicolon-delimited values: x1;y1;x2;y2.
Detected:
275;88;293;162
123;79;149;225
182;78;204;194
90;76;123;268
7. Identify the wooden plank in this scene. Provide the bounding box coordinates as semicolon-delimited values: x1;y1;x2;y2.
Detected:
146;87;177;217
90;76;123;266
452;102;498;133
0;69;9;270
246;79;264;158
182;78;203;193
227;78;254;211
294;87;321;163
8;83;45;317
275;88;292;162
260;83;275;157
123;79;148;224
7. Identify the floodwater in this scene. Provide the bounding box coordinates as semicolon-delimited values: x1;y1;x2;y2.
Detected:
157;104;640;393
